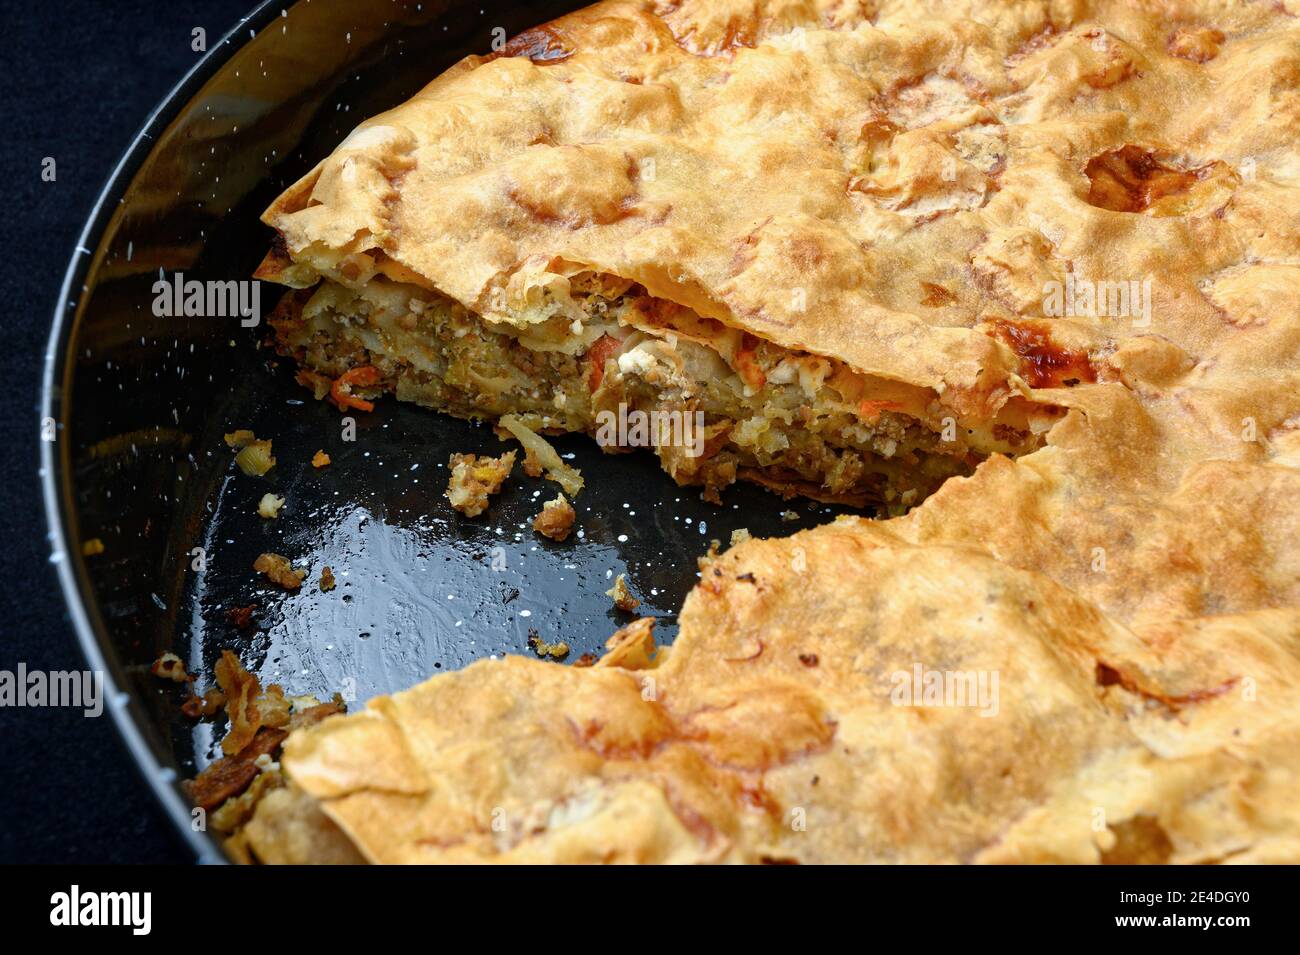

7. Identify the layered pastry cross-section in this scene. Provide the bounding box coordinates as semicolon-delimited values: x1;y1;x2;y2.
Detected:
260;263;1050;507
253;0;1073;509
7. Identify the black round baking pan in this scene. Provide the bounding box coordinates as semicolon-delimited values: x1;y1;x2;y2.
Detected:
41;0;852;862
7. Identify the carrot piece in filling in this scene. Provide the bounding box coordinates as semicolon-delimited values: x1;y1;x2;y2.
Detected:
330;365;382;412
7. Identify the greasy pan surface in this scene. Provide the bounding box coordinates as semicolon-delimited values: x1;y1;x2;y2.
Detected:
42;0;848;861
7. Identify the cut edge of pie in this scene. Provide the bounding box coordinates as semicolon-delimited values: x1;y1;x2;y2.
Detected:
224;0;1300;864
256;250;1058;510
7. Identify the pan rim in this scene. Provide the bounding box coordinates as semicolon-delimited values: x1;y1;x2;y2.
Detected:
39;0;286;865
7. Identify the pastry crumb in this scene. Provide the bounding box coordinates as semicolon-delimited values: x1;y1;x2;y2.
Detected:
150;651;189;683
527;629;570;660
781;510;800;522
181;687;226;719
730;527;751;547
497;415;583;496
225;429;276;477
215;650;291;756
446;450;516;517
312;449;331;468
253;552;306;590
532;493;576;541
606;573;640;612
319;565;336;592
257;493;285;519
82;538;105;557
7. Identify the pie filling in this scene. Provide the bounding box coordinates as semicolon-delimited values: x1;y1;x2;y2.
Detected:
268;266;1050;510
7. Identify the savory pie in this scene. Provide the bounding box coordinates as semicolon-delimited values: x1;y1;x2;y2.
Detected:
236;0;1300;863
255;2;1071;508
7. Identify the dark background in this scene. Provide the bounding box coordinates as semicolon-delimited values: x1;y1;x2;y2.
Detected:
3;0;259;864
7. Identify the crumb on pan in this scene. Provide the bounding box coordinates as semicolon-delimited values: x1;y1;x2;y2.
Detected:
730;527;751;547
312;449;331;468
225;429;277;477
532;493;576;541
605;573;640;612
261;684;291;730
208;696;350;855
497;414;583;496
215;650;290;756
82;538;104;557
183;641;351;852
257;493;286;519
195;695;347;816
184;725;287;812
182;687;226;719
446;449;516;517
527;629;570;660
781;510;800;522
319;565;336;592
150;651;189;683
253;752;280;774
253;552;306;590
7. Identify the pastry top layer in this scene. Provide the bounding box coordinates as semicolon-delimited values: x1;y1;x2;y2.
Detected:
264;0;1298;421
248;0;1300;864
263;527;1300;863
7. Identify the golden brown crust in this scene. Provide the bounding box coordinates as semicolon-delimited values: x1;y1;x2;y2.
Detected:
247;0;1300;863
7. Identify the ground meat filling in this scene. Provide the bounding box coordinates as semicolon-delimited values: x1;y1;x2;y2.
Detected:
270;276;1024;511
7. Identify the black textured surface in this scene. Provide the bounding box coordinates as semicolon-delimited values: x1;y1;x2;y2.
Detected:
3;0;258;865
170;360;835;780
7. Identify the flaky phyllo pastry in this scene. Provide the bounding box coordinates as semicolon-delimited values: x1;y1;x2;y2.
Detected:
240;0;1300;863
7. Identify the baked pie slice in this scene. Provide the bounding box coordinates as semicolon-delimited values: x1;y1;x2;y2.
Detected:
255;1;1069;509
232;0;1300;864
